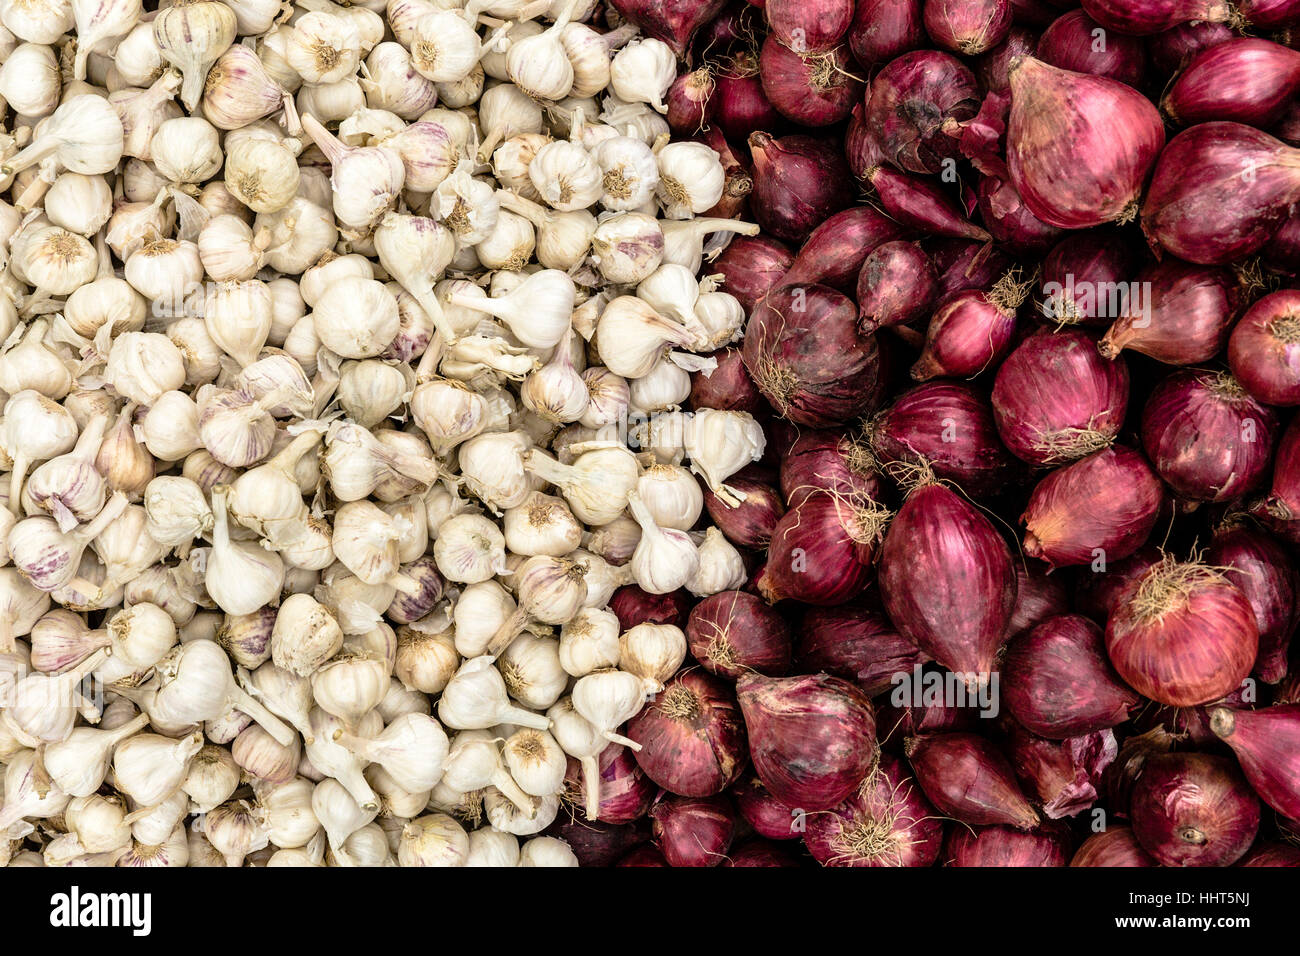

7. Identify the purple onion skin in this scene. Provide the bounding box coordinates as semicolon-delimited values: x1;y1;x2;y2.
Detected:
732;771;802;840
871;382;1020;499
1164;39;1300;128
649;794;737;867
736;672;878;811
723;839;802;866
687;590;793;679
803;753;944;866
1005;723;1118;819
1070;826;1159;865
702;477;784;549
1228;289;1300;407
690;348;763;413
1080;0;1234;35
1010;0;1065;26
715;64;785;144
1150;20;1235;74
849;0;927;66
979;26;1041;92
756;492;877;606
1211;705;1300;821
550;817;648;866
779;430;885;509
1140;370;1279;503
711;235;794;314
992;329;1130;467
759;36;861;127
945;823;1072;866
857;240;939;331
781;207;907;294
976;170;1065;256
1099;259;1241;365
748;132;855;243
1208;527;1298;685
610;586;691;631
866;50;981;175
928;238;1016;299
1263;209;1300;273
616;844;669;866
1038;230;1141;328
1130;752;1261;867
765;0;855;51
565;747;656;825
878;483;1018;677
1003;614;1140;738
1240;843;1300;866
846;101;889;180
796;602;928;696
923;0;1014;56
1007;562;1071;636
907;732;1041;828
1038;10;1147;86
1141;122;1300;266
1236;0;1300;28
1007;57;1165;229
608;0;728;56
869;166;991;242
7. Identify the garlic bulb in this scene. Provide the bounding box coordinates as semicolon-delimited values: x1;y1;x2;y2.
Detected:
271;593;344;678
43;713;150;798
224;137;301;214
686;527;748;597
153;0;237;110
497;631;568;709
522;444;639;527
305;709;380;811
466;827;520;866
397;813;468;867
407;9;481;84
311;776;377;849
502;726;566;797
636;463;703;531
558;606;621;677
529;139;602;213
627;490;700;594
111;730;204;807
519;835;579;866
570;668;658;751
438;656;551;731
182;745;241;813
232;724;300;785
0;96;124;190
301;113;404;235
313;276;401;359
683;409;767;507
502;491;583;557
483;787;557;836
610;38;676;113
151;116;223;184
591;212;664;285
206;485;285;615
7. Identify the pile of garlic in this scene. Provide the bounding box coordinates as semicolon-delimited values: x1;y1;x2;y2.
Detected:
0;0;769;867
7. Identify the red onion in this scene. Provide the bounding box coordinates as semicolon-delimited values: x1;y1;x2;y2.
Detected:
696;1;763;50
878;480;1017;677
1149;20;1235;74
711;235;794;314
1141;122;1300;266
803;753;944;866
1070;826;1159;865
1099;260;1241;364
906;732;1040;828
924;0;1013;55
869;382;1019;499
993;329;1130;466
1007;562;1070;636
929;238;1015;299
1211;705;1300;820
724;839;801;866
1262;417;1300;533
1208;524;1298;685
1105;555;1259;707
615;845;669;866
747;133;854;243
781;207;908;294
698;126;753;220
857;241;939;331
687;590;792;678
1008;0;1062;27
1022;446;1163;568
714;56;784;144
876;687;978;747
1003;614;1140;738
1164;39;1300;128
759;38;861;127
608;0;728;55
702;476;784;549
1263;210;1300;272
1236;0;1300;27
1076;547;1164;621
1079;0;1232;34
551;818;648;866
867;166;991;242
1131;683;1252;749
975;169;1065;256
765;0;854;51
627;670;749;797
1006;723;1118;818
1101;724;1179;817
911;274;1030;381
610;585;691;631
1228;290;1300;406
866;50;981;175
797;602;928;695
736;672;877;810
733;770;802;839
978;26;1040;92
666;68;715;135
1140;370;1278;503
742;284;882;427
649;794;737;866
1130;752;1260;866
780;430;884;509
690;348;764;413
944;823;1071;866
848;0;927;66
1038;10;1147;86
1038;230;1141;327
755;491;886;606
845;101;889;180
565;745;656;824
1240;843;1300;866
1006;58;1165;229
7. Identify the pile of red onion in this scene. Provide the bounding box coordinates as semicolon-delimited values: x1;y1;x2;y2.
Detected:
550;0;1300;868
